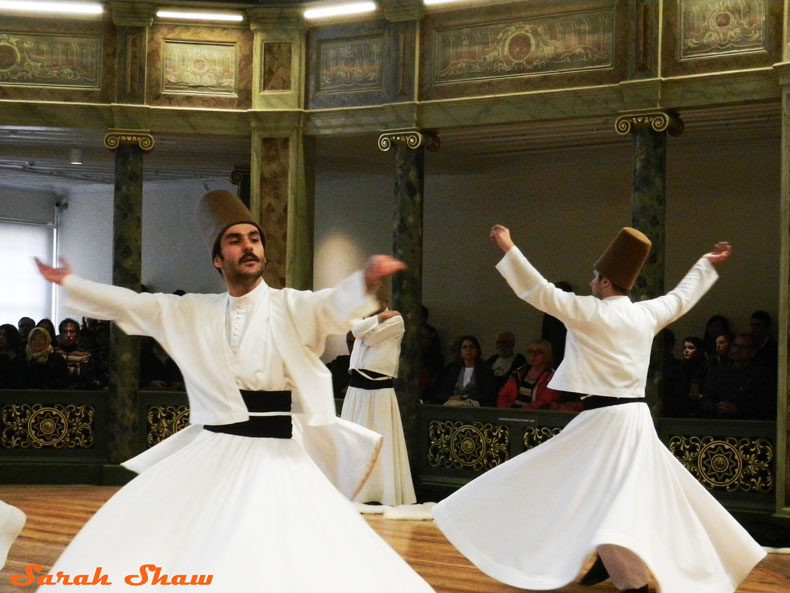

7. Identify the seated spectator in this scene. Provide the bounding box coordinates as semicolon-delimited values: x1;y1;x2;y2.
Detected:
36;319;59;349
140;337;184;391
17;317;34;344
0;324;25;388
750;310;777;371
662;336;704;418
701;314;730;361
693;331;734;400
54;318;98;389
497;339;561;410
23;327;69;389
83;319;110;389
699;333;775;420
486;331;526;393
432;335;495;407
541;281;572;365
326;331;354;398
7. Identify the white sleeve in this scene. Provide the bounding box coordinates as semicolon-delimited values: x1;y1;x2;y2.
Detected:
640;258;719;329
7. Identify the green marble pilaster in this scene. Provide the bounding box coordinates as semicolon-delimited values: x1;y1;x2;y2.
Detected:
103;130;154;463
379;130;439;460
775;62;790;519
614;111;683;301
110;2;154;104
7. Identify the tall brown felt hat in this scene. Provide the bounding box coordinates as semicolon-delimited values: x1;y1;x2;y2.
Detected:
593;227;651;290
196;189;264;258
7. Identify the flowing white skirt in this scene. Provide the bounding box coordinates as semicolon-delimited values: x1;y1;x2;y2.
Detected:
36;430;434;592
433;403;765;593
341;386;416;506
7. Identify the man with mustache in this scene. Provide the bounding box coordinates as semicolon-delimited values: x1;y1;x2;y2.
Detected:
34;190;435;593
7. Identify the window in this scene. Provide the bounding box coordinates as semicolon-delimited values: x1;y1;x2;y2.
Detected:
0;221;56;326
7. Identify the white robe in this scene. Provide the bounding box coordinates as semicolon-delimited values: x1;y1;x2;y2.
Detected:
36;273;435;593
341;315;416;505
433;247;766;593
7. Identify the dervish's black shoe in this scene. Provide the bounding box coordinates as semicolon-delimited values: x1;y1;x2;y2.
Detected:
580;555;610;585
623;586;648;593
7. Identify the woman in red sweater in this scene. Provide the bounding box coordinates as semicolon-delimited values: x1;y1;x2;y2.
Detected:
497;339;561;409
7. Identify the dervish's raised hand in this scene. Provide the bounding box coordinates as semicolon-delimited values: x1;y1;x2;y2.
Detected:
702;241;732;266
364;255;407;293
490;224;515;254
35;257;72;285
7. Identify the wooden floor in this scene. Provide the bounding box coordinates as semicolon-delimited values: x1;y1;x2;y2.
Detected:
0;485;788;593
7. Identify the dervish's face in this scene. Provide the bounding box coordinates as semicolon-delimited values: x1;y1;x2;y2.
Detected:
590;270;605;299
213;223;265;283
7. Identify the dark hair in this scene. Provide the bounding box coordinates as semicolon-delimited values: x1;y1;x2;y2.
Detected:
456;335;482;358
0;324;22;351
751;310;771;327
58;318;80;334
682;336;703;350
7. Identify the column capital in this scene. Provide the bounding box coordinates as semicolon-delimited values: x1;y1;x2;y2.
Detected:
230;164;251;186
109;1;155;28
379;0;423;22
104;129;155;151
614;110;683;137
378;129;439;152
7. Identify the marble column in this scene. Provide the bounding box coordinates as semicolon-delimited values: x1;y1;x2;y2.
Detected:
378;130;439;454
230;165;252;209
103;129;154;465
774;62;790;519
614;111;683;301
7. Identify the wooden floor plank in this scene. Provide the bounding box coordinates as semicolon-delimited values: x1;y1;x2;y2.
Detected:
0;485;787;593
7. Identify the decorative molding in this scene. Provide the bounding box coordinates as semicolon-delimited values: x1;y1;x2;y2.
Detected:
1;404;95;449
162;41;238;97
523;425;561;450
230;165;251;185
668;434;774;493
614;111;684;136
147;405;190;447
678;0;766;61
378;129;440;152
104;129;155;151
0;33;102;89
110;1;156;28
427;420;509;471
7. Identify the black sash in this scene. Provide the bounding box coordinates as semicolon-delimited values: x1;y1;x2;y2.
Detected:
349;369;394;390
582;396;645;411
204;390;292;439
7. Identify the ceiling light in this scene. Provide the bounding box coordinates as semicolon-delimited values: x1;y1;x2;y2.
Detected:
69;148;82;165
424;0;469;5
156;9;244;22
304;2;376;20
0;1;103;15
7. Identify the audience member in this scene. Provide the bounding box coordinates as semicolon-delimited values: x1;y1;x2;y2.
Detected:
750;310;778;371
84;319;110;389
497;339;561;410
701;314;730;360
36;319;59;349
326;331;354;398
662;336;704;417
650;328;680;415
17;317;34;344
486;331;526;393
140;337;185;391
23;327;69;389
433;335;495;407
693;331;734;400
699;333;775;420
0;324;25;388
54;318;98;389
541;281;572;365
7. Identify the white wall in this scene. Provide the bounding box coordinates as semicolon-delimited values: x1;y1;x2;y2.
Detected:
315;138;780;362
54;179;232;323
